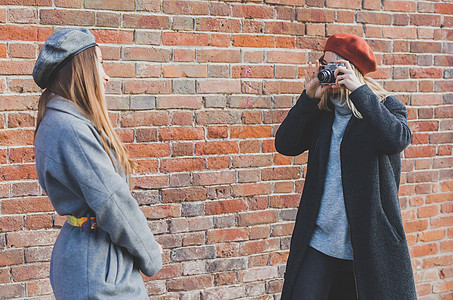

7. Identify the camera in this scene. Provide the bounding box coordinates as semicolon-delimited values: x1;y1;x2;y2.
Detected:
318;62;344;85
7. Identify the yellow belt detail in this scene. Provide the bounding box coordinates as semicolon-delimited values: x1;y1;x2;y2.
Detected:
66;215;97;230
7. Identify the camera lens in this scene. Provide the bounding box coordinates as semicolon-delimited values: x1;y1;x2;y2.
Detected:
318;69;335;84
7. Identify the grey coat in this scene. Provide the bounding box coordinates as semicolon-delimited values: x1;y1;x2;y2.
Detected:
275;85;417;299
34;95;162;299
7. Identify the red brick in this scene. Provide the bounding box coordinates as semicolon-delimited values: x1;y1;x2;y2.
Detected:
326;0;361;8
0;165;37;181
208;126;228;139
168;274;213;291
193;171;235;186
296;8;334;22
410;14;441;27
427;192;453;204
265;21;305;36
410;41;442;53
195;141;239;155
142;204;181;220
0;283;25;299
417;229;446;242
163;0;209;15
233;35;274;48
232;66;273;79
8;7;37;24
7;231;59;248
205;199;247;215
0;249;24;266
96;11;121;27
207;157;230;170
404;146;436;158
436;3;453;14
40;9;95;25
240;239;280;256
272;223;295;237
25;214;53;230
403;219;429;233
230;126;272;139
267;51;305;64
384;0;416;12
123;14;170;29
237;210;278;226
264;81;304;94
159;127;204;141
160;157;206;173
196;111;241;125
163;32;209;46
0;60;34;75
384;81;417;92
171;142;194;157
197;49;240;63
162;187;207;203
261;167;301;181
198;80;241;94
133;175;169;189
196;18;240;32
124;80;172;94
126;144;171;158
163;64;207;78
124;47;171;62
157;96;203;109
232;4;273;19
359;12;393;25
0;44;6;58
270;194;300;208
410;68;443;79
383;27;417;39
411;94;443;106
232;155;272;168
207;228;248;243
12;263;50;281
0;25;52;41
91;29;133;44
102;62;135;78
85;0;134;10
328;24;364;36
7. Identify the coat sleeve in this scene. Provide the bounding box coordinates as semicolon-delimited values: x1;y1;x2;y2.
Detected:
349;84;412;155
50;119;162;277
275;90;322;156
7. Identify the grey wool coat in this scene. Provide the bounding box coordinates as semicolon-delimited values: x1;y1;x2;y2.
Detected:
275;85;417;300
34;95;162;299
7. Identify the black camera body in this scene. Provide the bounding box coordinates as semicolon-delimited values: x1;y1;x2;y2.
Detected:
318;62;344;85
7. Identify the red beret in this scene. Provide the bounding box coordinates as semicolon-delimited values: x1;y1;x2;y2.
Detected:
324;33;377;76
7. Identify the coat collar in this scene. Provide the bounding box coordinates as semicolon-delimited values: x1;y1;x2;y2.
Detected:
46;94;90;123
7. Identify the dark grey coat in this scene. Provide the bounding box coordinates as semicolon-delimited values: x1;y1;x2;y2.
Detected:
275;85;416;300
35;96;162;299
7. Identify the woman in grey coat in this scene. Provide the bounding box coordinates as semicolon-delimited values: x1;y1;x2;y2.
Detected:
275;34;416;299
33;28;162;299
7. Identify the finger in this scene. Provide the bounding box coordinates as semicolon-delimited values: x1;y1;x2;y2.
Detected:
308;62;314;79
334;66;350;77
304;69;310;85
336;59;352;70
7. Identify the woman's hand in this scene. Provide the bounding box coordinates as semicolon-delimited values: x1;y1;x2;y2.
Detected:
334;60;362;92
304;61;329;99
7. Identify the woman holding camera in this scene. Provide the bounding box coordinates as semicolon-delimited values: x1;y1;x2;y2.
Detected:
33;28;162;299
275;33;416;299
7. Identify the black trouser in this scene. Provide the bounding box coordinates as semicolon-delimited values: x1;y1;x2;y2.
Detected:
291;247;358;300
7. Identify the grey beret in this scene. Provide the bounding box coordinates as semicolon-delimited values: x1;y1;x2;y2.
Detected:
33;28;97;89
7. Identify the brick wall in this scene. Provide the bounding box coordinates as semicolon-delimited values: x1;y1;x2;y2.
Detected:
0;0;452;299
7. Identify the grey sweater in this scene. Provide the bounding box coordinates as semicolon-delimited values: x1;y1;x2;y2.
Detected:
310;97;353;260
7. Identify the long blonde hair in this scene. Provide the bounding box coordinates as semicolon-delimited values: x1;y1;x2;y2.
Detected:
35;46;134;176
318;53;391;119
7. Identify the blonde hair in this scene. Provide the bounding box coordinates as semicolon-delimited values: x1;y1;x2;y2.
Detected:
35;46;134;176
318;53;391;119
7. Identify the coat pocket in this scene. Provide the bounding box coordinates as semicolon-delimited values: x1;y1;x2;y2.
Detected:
105;242;119;284
380;208;404;245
